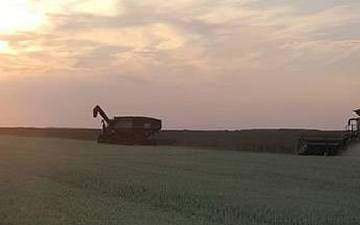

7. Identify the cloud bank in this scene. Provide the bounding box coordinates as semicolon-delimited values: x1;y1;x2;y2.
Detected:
0;0;359;129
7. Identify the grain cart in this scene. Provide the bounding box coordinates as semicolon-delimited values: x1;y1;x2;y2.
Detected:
297;109;360;156
93;105;162;145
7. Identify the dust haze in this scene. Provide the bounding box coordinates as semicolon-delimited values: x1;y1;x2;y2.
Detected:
342;143;360;158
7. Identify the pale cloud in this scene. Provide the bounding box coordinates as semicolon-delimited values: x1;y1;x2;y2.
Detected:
33;0;122;16
0;0;359;129
1;0;359;77
196;2;289;25
75;23;186;51
0;40;12;53
192;2;360;77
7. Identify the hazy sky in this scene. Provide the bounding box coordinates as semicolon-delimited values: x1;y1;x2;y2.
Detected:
0;0;359;129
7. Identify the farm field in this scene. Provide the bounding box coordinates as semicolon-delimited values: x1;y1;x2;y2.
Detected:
0;127;345;154
0;135;360;225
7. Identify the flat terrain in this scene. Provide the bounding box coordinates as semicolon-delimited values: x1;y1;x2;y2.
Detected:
0;127;345;154
0;135;360;225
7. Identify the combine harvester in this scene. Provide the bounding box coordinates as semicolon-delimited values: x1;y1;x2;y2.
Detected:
297;109;360;156
93;105;162;145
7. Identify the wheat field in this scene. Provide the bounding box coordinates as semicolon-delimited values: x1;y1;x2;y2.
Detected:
0;135;359;225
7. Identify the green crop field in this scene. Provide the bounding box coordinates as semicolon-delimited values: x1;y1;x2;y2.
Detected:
0;135;360;225
0;127;345;154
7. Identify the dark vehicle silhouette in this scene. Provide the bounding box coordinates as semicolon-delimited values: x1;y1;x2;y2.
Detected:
297;109;359;156
93;105;161;145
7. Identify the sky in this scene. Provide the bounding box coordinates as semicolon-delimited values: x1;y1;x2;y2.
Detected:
0;0;359;130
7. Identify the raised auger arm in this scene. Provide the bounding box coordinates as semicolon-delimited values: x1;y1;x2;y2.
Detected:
354;109;360;117
93;105;111;125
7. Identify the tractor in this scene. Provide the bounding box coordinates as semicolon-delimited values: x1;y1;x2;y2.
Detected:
93;105;162;145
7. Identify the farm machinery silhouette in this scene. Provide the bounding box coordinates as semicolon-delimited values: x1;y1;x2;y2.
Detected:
297;109;360;156
92;105;358;153
93;105;161;145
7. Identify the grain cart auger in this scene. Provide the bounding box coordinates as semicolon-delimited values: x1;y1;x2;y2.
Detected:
93;105;162;145
297;109;360;156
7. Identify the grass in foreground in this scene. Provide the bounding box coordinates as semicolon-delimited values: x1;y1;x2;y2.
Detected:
0;135;360;225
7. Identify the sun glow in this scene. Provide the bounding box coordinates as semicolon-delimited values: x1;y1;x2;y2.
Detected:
0;0;44;34
0;41;9;52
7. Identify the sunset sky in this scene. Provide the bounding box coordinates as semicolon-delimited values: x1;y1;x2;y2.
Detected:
0;0;359;129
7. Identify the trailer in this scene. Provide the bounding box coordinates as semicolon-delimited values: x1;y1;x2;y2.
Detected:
93;105;162;145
